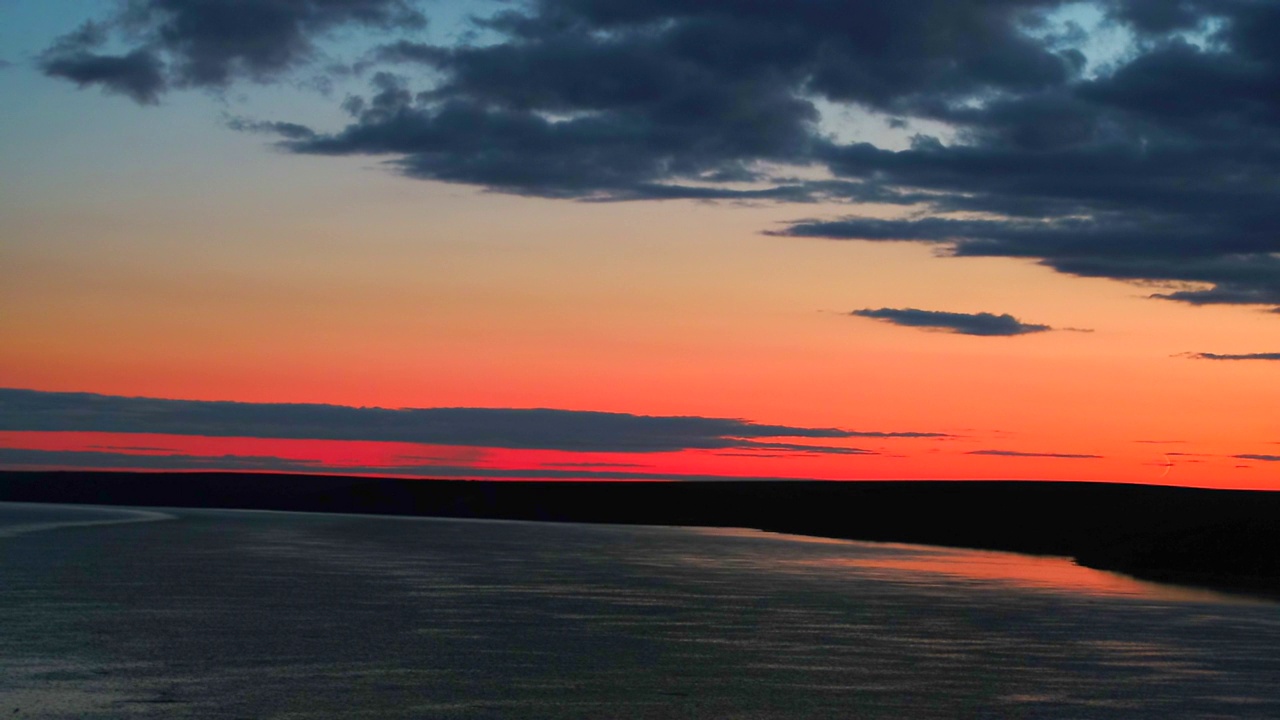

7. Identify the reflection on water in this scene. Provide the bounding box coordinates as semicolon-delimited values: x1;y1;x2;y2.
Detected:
2;504;1278;719
833;548;1233;600
0;502;174;539
694;527;1246;602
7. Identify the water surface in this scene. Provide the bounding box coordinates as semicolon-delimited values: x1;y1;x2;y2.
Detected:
2;503;1277;718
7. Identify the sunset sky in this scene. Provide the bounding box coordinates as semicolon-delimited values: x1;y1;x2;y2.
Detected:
2;0;1277;488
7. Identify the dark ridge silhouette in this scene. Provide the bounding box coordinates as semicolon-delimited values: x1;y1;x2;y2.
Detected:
2;471;1278;598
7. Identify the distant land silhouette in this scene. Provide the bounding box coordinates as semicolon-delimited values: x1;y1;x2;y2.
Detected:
3;471;1278;598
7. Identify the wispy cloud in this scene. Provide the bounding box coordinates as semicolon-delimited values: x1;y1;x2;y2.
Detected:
1234;454;1280;463
0;447;328;473
722;442;876;456
851;308;1054;336
1182;352;1280;361
0;388;944;453
967;450;1102;459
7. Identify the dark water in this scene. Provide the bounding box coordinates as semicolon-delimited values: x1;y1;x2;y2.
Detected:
2;503;1278;719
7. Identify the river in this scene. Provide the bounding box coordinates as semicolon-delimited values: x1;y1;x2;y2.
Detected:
2;502;1277;718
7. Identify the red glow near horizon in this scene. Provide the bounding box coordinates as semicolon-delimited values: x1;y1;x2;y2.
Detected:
1;430;1276;489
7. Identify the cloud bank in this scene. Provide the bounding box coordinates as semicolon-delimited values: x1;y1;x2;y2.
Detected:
0;388;943;453
851;308;1053;336
38;1;1280;311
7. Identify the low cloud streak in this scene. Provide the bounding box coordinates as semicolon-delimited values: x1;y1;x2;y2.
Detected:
1235;454;1280;463
968;450;1102;459
852;308;1054;336
1184;352;1280;361
0;447;846;482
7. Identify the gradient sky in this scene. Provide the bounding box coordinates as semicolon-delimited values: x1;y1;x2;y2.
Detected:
1;0;1277;488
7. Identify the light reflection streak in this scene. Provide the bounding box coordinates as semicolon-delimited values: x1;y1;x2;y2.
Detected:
691;526;1259;603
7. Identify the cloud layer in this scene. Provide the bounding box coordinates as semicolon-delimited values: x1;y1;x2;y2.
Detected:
38;1;1280;311
0;388;942;453
851;308;1053;336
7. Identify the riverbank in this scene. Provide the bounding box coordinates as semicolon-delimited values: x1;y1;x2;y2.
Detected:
3;471;1278;598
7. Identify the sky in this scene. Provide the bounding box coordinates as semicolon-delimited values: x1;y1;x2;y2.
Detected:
1;0;1277;488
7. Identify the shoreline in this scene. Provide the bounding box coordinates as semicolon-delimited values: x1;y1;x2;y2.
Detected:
3;470;1278;600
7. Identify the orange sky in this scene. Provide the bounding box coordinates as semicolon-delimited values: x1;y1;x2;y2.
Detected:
3;183;1276;488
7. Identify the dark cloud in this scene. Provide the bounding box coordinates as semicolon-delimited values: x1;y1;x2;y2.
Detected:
1108;0;1213;34
779;2;1280;310
729;442;875;456
968;450;1102;459
0;447;328;473
1183;352;1280;361
247;0;1079;199
851;308;1053;336
39;1;1280;311
293;2;1280;310
1234;454;1280;463
0;388;942;453
226;116;318;140
38;22;168;103
829;430;944;439
42;50;168;104
38;0;426;101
